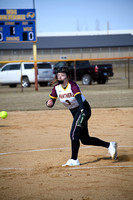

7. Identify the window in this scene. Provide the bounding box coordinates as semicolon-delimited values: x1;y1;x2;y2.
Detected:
2;65;10;71
24;64;34;69
37;63;51;69
2;64;20;71
10;64;20;70
60;56;67;59
55;62;67;68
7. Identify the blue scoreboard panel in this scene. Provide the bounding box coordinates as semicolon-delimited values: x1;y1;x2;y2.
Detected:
0;9;36;42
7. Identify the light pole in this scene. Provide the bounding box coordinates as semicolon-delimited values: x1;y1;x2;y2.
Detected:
33;0;35;9
33;0;38;91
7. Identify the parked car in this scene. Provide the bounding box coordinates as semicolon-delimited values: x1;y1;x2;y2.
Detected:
0;62;54;87
37;62;55;86
54;61;113;85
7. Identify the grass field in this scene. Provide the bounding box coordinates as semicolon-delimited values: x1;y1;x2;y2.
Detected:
0;77;133;112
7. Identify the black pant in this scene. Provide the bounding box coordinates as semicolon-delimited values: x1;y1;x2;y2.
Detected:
70;100;110;160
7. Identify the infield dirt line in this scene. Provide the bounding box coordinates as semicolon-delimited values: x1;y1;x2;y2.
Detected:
0;145;132;156
0;167;32;170
0;165;133;171
70;165;133;170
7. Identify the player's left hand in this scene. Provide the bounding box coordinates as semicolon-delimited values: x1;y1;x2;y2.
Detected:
77;109;87;128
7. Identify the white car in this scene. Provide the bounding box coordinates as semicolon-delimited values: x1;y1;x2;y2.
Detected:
0;62;54;87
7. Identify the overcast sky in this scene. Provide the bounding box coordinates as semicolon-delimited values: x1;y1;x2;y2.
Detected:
1;0;133;33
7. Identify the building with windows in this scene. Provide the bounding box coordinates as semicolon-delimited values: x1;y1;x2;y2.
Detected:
0;30;133;63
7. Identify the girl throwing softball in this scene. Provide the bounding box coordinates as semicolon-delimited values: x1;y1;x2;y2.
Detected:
46;67;117;166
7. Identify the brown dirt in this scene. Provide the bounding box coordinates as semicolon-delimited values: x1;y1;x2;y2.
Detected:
0;108;133;200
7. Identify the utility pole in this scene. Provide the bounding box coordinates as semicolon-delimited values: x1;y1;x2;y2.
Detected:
33;0;38;91
33;0;35;9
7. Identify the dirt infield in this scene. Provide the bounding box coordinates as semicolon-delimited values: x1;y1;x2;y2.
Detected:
0;108;133;200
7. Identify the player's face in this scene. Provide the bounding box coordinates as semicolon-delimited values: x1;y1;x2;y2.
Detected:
57;72;67;81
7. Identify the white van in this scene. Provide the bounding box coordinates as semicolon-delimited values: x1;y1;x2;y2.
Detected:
0;62;54;87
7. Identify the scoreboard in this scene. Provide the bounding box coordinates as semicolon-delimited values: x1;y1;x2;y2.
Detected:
0;9;36;42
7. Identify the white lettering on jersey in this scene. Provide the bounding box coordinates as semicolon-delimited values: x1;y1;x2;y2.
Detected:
55;82;85;109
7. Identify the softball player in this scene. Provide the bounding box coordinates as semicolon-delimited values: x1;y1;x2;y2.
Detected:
46;67;117;166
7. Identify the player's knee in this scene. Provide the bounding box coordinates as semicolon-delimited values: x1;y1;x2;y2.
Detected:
81;139;90;145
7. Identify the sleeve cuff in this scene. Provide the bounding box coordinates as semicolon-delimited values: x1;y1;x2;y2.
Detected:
74;92;81;96
49;95;57;99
